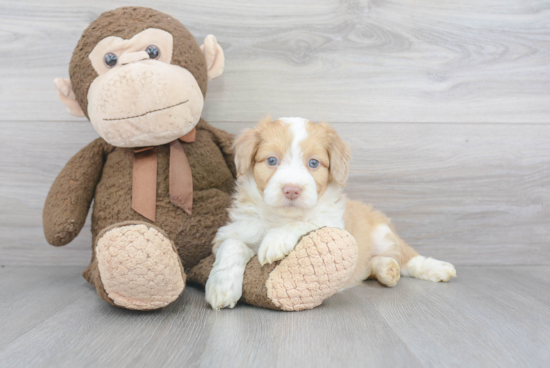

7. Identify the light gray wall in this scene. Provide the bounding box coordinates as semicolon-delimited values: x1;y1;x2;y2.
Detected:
1;0;549;266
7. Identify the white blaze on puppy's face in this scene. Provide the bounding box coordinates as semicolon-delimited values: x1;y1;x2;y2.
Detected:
261;117;319;208
234;117;350;210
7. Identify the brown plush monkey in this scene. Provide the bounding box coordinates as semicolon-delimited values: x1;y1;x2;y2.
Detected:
45;7;358;311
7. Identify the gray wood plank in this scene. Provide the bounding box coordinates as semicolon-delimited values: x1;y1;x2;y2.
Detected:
1;266;549;367
0;267;419;368
1;121;548;266
366;266;550;367
0;266;89;348
1;0;550;123
191;292;420;368
0;122;99;265
0;265;417;368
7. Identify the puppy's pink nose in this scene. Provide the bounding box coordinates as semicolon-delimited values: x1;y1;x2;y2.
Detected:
283;185;301;200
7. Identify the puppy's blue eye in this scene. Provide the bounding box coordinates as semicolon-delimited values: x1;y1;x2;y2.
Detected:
308;159;320;169
267;157;278;166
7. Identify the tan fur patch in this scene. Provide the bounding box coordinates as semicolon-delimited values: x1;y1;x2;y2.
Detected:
325;123;350;187
252;119;293;193
299;121;351;194
340;200;419;289
233;117;268;176
301;122;331;196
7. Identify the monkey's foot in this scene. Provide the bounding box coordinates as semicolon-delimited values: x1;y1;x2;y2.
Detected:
95;222;186;310
190;227;358;311
263;227;358;311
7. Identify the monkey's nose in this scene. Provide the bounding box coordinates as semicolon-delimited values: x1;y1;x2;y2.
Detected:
119;51;149;65
282;185;301;200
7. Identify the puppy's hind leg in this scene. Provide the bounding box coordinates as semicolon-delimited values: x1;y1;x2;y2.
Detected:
368;224;456;285
401;254;457;282
370;256;400;287
367;225;404;287
396;235;457;283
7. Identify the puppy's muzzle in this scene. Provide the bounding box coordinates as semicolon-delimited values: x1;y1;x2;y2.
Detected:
282;185;301;200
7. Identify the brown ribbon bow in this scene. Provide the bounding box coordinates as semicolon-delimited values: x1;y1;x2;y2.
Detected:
132;128;196;222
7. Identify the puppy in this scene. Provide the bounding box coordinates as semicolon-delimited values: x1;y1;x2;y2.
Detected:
206;117;456;310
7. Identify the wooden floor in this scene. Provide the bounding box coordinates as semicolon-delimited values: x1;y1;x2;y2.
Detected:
1;0;550;367
0;265;548;367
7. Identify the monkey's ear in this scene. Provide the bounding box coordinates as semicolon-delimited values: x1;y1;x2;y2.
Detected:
54;78;85;117
200;35;225;81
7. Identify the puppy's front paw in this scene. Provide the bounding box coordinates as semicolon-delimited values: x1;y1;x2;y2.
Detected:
205;266;244;310
258;231;298;266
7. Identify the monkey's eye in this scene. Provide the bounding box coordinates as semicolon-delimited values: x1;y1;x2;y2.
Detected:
104;53;118;68
267;157;278;166
308;159;320;169
146;45;160;59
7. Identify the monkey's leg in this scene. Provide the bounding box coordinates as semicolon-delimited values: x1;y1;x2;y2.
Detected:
189;227;358;311
84;221;185;310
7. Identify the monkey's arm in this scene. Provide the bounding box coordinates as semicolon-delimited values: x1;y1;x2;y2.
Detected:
196;119;236;177
43;138;114;246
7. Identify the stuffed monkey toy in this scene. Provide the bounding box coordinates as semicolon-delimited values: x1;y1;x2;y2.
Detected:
45;7;358;311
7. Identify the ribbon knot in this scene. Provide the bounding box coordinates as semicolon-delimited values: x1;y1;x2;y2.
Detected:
131;128;196;222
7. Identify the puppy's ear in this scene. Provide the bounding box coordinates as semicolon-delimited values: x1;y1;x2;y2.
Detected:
234;117;272;176
325;124;350;186
234;127;261;176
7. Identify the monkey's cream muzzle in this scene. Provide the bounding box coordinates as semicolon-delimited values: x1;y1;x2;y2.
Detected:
87;59;204;148
83;28;204;148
